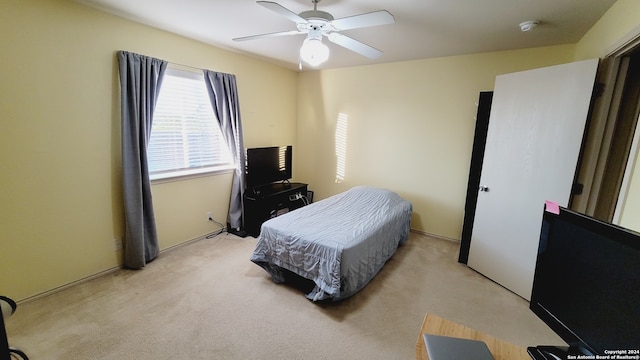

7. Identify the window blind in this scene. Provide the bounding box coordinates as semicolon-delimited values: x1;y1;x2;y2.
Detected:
148;68;233;178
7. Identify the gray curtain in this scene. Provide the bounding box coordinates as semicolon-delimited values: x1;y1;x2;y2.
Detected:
117;51;167;269
203;70;246;231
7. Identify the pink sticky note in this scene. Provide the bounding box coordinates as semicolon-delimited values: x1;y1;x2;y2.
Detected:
545;200;560;215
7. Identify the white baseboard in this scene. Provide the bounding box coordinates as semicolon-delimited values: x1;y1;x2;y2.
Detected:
17;265;121;304
410;228;461;243
18;229;226;304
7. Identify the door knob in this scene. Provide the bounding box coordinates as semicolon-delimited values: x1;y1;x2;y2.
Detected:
479;186;490;192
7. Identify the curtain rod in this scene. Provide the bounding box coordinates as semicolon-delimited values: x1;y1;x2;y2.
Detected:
168;60;233;77
118;50;231;75
168;61;206;73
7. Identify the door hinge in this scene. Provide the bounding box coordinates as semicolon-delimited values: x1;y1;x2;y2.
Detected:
572;183;584;195
592;82;605;98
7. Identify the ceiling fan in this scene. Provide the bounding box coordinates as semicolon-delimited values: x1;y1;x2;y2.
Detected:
233;0;395;67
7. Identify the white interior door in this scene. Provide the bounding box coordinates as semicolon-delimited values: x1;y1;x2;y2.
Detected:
467;59;599;300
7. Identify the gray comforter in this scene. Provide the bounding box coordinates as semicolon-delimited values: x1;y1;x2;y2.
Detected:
250;186;412;301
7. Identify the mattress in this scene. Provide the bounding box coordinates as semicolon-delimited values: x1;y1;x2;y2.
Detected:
249;186;412;301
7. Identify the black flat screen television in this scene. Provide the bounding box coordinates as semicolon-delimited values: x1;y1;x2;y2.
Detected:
528;205;640;358
245;145;292;189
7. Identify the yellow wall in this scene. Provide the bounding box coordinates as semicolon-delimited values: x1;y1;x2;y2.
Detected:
297;0;640;239
0;0;298;301
3;0;639;302
297;46;576;238
574;0;640;60
618;151;640;231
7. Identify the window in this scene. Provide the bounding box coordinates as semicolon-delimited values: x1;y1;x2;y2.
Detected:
148;67;234;181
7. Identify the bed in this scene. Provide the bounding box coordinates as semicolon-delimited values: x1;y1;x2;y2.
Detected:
249;186;412;301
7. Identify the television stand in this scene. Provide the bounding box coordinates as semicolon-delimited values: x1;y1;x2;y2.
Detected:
243;182;308;237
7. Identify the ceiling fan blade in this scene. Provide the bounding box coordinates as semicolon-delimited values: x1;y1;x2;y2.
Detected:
327;32;383;59
330;10;394;31
257;1;308;24
233;30;304;42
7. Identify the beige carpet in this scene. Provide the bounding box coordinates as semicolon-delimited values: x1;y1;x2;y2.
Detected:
5;232;562;359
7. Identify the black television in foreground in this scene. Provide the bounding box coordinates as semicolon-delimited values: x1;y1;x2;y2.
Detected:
245;145;292;189
528;205;640;359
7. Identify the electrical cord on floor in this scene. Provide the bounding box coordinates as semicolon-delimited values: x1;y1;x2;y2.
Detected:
206;216;226;239
205;228;225;239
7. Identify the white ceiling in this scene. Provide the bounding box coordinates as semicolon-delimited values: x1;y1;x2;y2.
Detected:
77;0;617;71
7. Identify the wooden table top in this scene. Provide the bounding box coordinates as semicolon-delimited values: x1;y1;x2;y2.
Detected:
415;313;530;360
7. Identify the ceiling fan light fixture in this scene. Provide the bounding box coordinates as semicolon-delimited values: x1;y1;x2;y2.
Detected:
300;38;330;66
